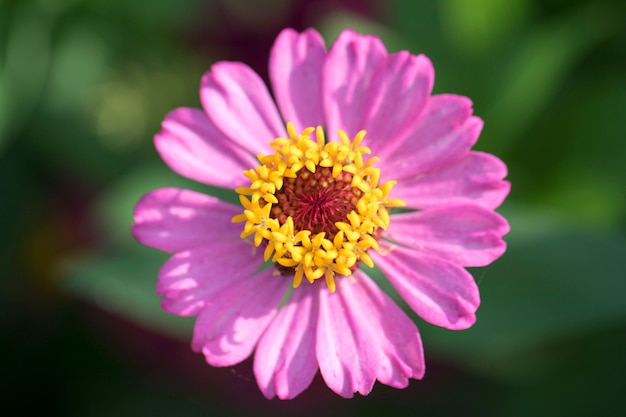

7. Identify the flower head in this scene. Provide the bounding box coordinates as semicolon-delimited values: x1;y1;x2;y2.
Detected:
132;28;510;399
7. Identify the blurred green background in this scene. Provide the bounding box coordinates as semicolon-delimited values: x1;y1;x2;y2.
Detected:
2;0;625;415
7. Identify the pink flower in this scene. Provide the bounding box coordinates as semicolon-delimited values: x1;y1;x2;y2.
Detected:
132;28;510;399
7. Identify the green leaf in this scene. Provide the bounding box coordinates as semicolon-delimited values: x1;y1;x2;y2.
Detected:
0;2;52;154
440;0;530;53
484;2;620;154
62;250;194;340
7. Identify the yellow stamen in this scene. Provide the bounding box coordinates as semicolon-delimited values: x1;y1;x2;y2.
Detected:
232;122;405;292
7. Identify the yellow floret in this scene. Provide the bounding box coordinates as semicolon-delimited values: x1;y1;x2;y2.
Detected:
232;122;404;292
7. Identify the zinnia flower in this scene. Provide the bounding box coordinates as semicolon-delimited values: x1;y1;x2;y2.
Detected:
132;28;510;399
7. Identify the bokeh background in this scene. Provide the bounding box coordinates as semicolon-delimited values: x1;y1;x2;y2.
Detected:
2;0;626;415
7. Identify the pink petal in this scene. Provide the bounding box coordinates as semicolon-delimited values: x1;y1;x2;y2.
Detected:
392;151;510;210
191;267;288;367
132;188;243;253
154;108;256;188
372;248;480;330
384;205;509;267
341;272;425;387
201;62;286;155
381;94;482;179
316;280;375;397
362;52;434;156
156;240;262;316
323;29;387;141
254;283;319;400
269;28;326;132
316;272;424;397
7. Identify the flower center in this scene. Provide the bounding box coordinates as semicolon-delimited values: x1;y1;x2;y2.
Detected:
272;167;361;240
232;123;405;292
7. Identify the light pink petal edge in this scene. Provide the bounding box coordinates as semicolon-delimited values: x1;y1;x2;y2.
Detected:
381;94;482;180
254;283;319;399
316;272;424;397
384;204;510;267
156;240;263;317
373;247;480;330
201;61;286;155
269;28;326;132
323;29;387;141
392;151;510;210
154;108;257;189
362;52;434;157
132;187;242;253
191;267;288;367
